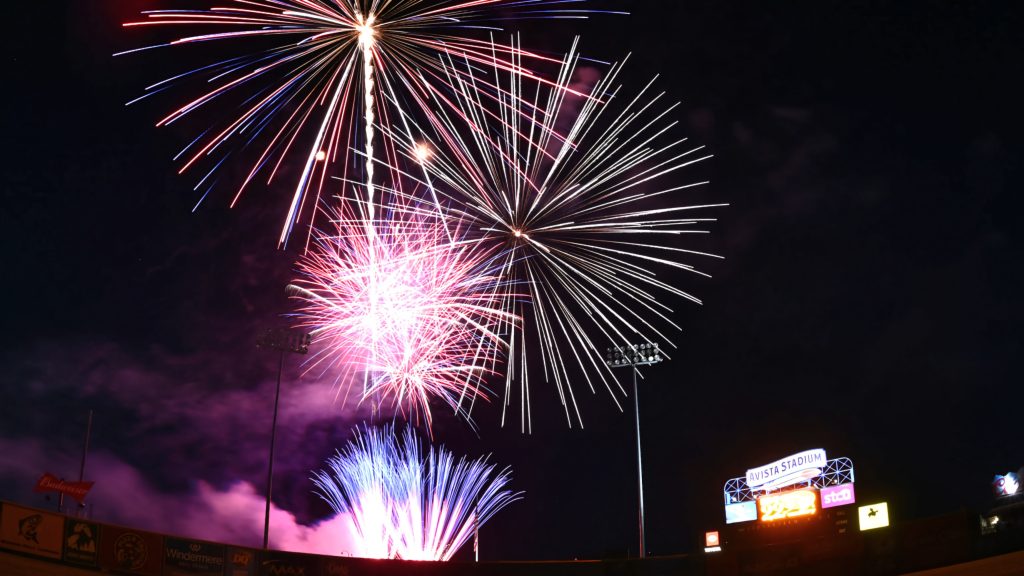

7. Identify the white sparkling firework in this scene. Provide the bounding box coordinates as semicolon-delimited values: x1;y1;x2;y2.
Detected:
385;42;724;430
121;0;620;246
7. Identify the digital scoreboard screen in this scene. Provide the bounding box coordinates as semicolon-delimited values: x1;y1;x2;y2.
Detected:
757;489;818;522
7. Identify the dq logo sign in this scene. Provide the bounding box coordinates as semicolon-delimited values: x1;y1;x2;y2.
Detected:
232;551;252;566
820;483;856;509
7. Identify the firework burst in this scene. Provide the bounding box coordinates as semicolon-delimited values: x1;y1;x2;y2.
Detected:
385;44;724;430
121;0;620;246
312;424;520;560
287;190;518;428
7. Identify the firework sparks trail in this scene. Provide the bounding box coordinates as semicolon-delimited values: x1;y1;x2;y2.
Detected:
120;0;624;247
383;43;725;431
312;424;520;560
287;190;519;428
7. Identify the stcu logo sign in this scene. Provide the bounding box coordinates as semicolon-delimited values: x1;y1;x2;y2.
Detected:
823;487;853;505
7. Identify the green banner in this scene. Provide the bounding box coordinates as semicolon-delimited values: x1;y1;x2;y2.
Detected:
63;518;100;568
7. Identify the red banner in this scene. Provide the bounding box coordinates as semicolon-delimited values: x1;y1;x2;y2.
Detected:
33;473;94;505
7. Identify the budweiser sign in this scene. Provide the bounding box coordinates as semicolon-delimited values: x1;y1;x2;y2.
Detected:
33;473;94;504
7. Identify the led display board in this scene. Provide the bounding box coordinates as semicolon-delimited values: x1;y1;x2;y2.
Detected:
757;489;818;522
725;501;758;524
858;502;889;531
993;472;1020;497
820;483;856;509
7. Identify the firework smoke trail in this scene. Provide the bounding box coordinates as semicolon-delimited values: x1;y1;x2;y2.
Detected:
287;190;519;428
312;425;520;560
120;1;623;247
356;10;376;222
384;43;724;431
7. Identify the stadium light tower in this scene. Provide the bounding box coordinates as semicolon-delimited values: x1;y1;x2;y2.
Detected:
606;342;665;559
257;327;311;550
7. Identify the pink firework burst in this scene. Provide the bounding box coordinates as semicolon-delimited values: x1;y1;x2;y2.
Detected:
288;194;518;428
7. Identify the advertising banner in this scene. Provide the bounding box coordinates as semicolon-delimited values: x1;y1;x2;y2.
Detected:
259;551;319;576
820;483;856;509
319;556;357;576
858;502;889;531
63;518;101;568
226;547;259;576
100;525;164;575
33;473;94;505
0;502;65;560
164;537;226;575
724;501;758;524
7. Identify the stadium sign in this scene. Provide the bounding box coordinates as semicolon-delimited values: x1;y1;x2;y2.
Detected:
746;449;827;489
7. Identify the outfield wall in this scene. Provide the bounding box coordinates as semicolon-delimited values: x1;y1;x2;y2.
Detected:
0;500;701;575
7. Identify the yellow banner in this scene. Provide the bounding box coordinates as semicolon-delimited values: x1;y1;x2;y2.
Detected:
0;502;65;560
858;502;890;531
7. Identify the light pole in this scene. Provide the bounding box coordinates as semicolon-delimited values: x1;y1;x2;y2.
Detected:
257;328;311;550
606;342;665;559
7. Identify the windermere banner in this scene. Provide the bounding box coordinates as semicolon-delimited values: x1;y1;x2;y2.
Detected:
0;502;64;560
746;448;827;489
164;537;226;575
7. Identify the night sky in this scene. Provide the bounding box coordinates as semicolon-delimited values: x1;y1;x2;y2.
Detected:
2;0;1022;562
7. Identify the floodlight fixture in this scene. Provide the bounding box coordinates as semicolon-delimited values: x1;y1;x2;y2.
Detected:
603;341;667;559
257;327;311;550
